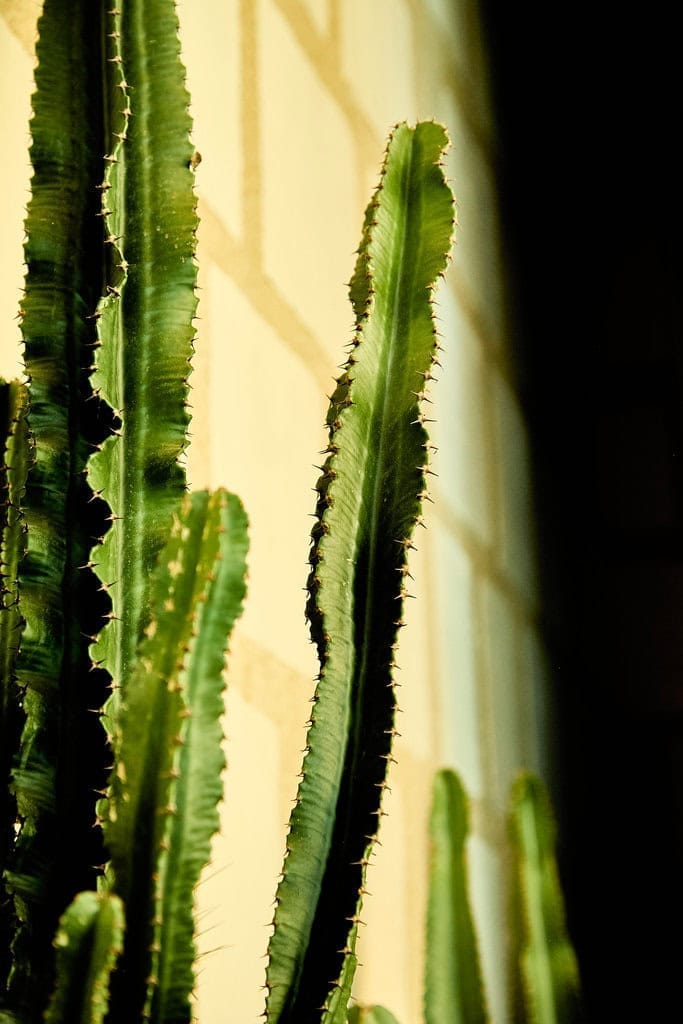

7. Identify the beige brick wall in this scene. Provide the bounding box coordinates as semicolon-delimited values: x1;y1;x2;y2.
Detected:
0;3;550;1023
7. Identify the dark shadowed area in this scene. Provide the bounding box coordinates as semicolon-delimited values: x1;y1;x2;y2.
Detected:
479;2;683;1019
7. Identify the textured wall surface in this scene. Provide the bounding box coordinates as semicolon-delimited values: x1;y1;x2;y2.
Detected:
0;3;549;1022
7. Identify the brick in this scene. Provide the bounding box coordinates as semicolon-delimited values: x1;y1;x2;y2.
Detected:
194;690;282;1024
431;524;485;798
0;1;41;52
431;284;494;546
468;835;508;1024
354;782;412;1024
481;579;524;811
492;371;539;602
179;1;242;240
202;263;326;681
435;87;506;345
339;0;417;139
260;0;359;357
298;0;331;36
391;535;438;763
424;0;494;140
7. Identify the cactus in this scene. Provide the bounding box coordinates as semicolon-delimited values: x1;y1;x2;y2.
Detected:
0;1;248;1022
425;769;488;1024
509;773;582;1024
0;381;29;988
352;770;581;1024
103;490;248;1023
265;121;455;1024
43;891;124;1024
0;0;460;1018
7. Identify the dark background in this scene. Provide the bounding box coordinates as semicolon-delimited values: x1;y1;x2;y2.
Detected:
479;3;683;1019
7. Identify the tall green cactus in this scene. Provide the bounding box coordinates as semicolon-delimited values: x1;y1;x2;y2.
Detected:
1;0;460;1020
0;2;248;1022
87;0;198;719
102;490;248;1023
6;5;111;1001
265;122;455;1024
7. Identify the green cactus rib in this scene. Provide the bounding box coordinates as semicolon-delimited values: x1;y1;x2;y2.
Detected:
150;491;248;1024
102;489;248;1024
43;891;124;1024
509;774;582;1024
266;122;455;1024
88;0;198;721
425;769;488;1024
0;381;29;986
6;0;112;1010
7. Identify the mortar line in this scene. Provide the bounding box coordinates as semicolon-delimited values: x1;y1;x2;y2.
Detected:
239;0;263;266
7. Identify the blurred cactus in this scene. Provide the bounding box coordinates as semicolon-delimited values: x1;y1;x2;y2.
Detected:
354;770;580;1024
509;773;583;1024
425;769;488;1024
43;891;124;1024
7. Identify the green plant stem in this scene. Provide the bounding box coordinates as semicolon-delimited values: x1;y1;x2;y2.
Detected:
266;121;455;1024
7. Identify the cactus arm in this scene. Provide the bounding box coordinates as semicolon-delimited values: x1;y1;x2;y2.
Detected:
43;891;124;1024
424;769;488;1024
6;1;111;1009
103;490;248;1023
150;491;248;1024
266;122;455;1024
509;774;582;1024
89;0;198;716
0;381;29;986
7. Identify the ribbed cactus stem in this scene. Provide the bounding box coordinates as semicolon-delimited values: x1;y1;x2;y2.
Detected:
43;891;124;1024
266;122;455;1024
509;773;582;1024
103;490;248;1024
0;380;29;988
6;2;112;1010
88;0;198;727
425;769;488;1024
